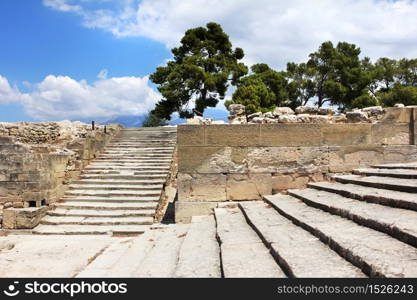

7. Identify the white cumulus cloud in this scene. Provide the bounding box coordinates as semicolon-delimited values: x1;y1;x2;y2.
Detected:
43;0;417;69
0;74;159;121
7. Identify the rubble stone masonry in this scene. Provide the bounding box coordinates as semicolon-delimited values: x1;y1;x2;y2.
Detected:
0;121;122;229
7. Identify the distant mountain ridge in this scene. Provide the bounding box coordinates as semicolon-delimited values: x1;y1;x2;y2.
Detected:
73;108;229;128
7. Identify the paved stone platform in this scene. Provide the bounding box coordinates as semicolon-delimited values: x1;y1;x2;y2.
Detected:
1;161;417;277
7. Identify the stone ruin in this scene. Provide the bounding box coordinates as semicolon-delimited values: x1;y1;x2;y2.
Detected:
0;121;122;229
226;103;407;124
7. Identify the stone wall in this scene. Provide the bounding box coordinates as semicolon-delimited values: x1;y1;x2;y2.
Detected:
176;107;417;222
0;121;122;229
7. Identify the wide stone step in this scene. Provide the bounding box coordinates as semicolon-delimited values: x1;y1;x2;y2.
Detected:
48;208;155;217
76;231;158;277
72;179;165;185
53;201;158;210
40;216;153;226
92;159;172;163
61;196;160;202
87;164;171;169
98;154;172;158
68;184;163;190
353;168;417;179
372;162;417;170
65;190;161;197
264;194;417;277
333;175;417;193
131;225;190;277
89;161;171;165
32;224;149;235
85;166;170;170
215;206;286;278
308;182;417;211
79;174;167;180
288;189;417;248
239;201;365;278
174;216;221;278
82;170;169;175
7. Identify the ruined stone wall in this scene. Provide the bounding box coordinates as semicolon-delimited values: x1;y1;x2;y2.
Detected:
0;121;122;229
176;107;417;222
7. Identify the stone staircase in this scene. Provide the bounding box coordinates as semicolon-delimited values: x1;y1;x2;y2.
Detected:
76;162;417;277
33;127;176;235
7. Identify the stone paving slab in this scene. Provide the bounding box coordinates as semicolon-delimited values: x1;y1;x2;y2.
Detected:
265;195;417;277
0;235;115;277
353;168;417;179
33;224;149;235
308;182;417;211
215;207;286;278
49;208;155;217
174;216;221;278
289;189;417;247
333;175;417;193
372;162;417;169
41;216;153;225
239;201;365;278
132;225;190;277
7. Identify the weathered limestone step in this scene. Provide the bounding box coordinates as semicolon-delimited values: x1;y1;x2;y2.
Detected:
80;174;167;180
33;224;149;235
88;162;171;166
239;201;365;278
94;159;172;162
68;184;163;190
132;225;190;277
76;232;157;277
85;165;170;170
333;175;417;193
48;208;155;217
174;216;221;278
81;170;169;175
372;162;417;170
289;189;417;248
353;168;417;179
61;196;160;202
98;154;172;158
215;206;286;278
40;216;153;226
72;179;166;185
65;190;161;197
308;182;417;211
53;201;158;210
264;195;417;277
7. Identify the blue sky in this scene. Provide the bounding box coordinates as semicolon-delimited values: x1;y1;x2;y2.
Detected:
1;0;417;122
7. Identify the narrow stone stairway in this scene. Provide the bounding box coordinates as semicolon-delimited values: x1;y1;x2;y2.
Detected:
76;162;417;278
33;127;176;235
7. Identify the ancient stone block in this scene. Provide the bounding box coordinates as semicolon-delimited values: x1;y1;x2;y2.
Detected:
260;124;322;146
226;173;272;201
2;207;48;229
328;146;384;173
371;123;410;145
175;201;218;223
321;124;371;146
177;125;205;146
247;147;328;173
178;146;247;173
383;145;417;163
272;174;310;192
380;107;412;123
205;124;260;146
178;173;226;202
